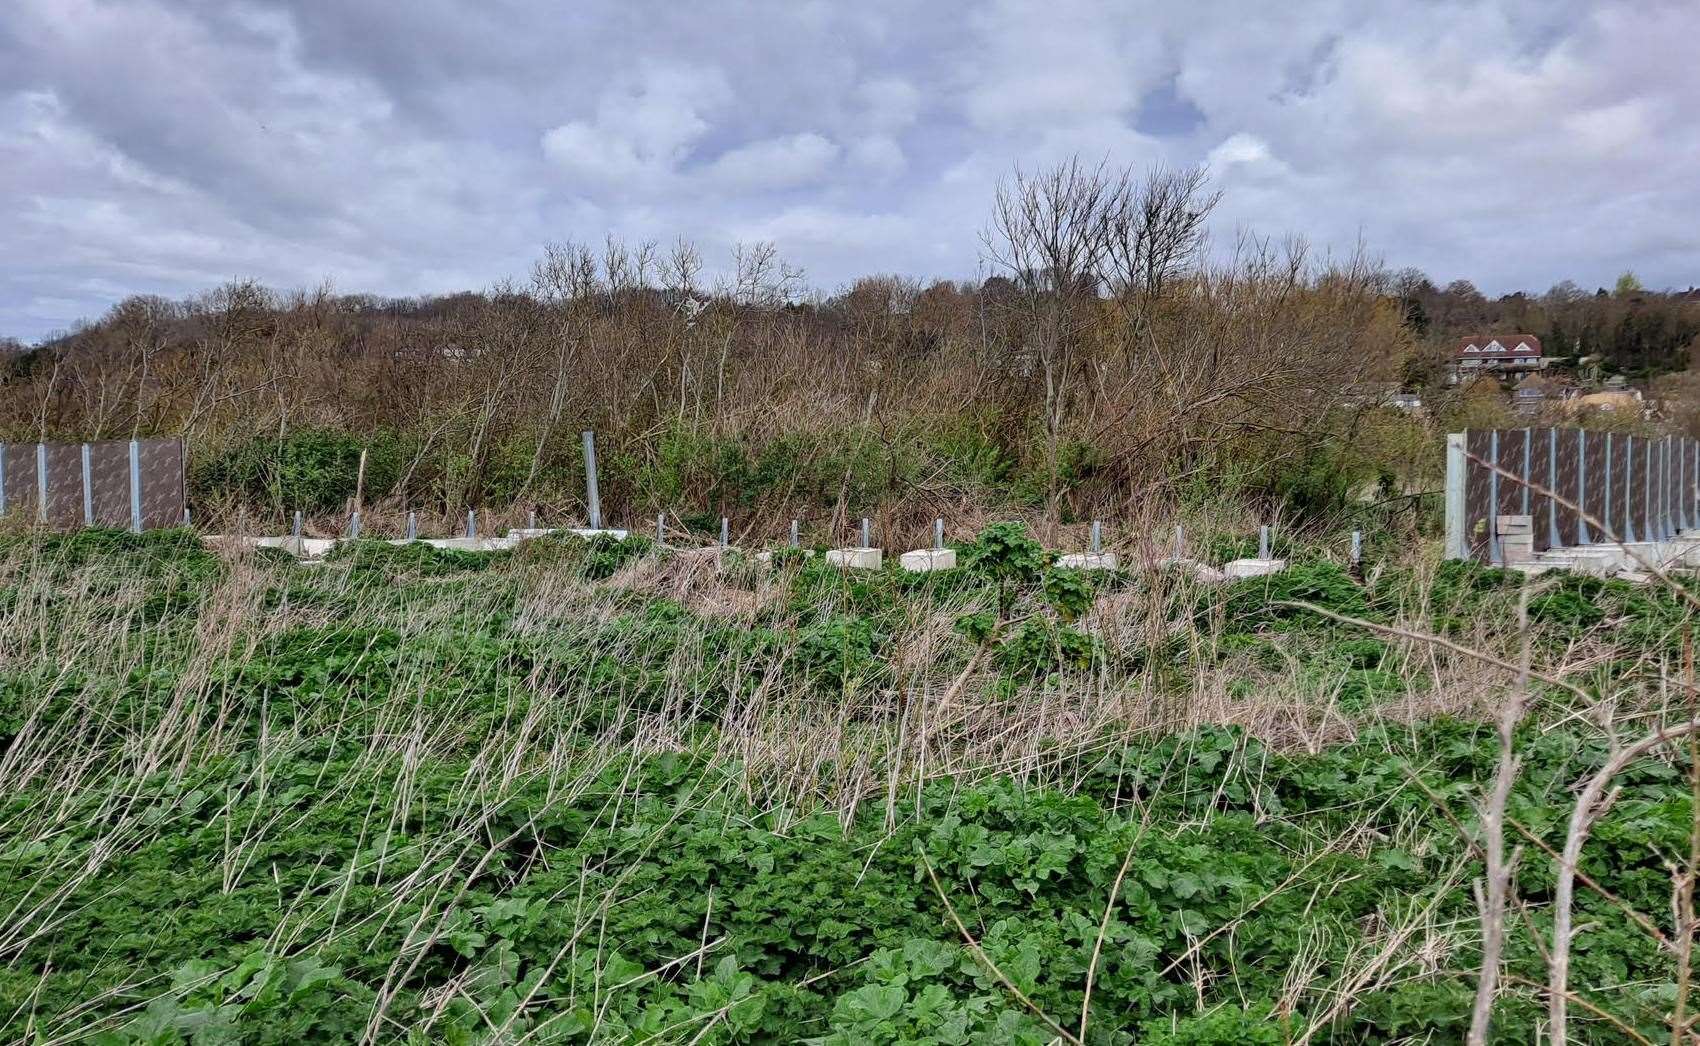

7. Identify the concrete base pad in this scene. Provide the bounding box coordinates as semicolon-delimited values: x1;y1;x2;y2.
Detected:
1224;558;1287;579
567;528;630;541
755;549;815;565
1056;552;1118;570
421;536;515;552
825;547;882;569
900;548;956;572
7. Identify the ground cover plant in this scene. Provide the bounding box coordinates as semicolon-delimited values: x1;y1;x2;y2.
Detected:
2;526;1699;1043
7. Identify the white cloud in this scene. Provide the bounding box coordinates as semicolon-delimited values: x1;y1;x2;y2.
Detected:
2;0;1698;340
705;132;840;190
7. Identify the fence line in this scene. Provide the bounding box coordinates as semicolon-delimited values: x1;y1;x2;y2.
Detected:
1446;427;1698;565
0;438;184;533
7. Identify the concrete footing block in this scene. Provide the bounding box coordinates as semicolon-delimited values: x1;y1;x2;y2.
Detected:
567;528;629;541
1223;558;1287;579
900;549;956;572
1533;549;1616;576
755;549;815;565
825;547;882;569
1056;552;1118;570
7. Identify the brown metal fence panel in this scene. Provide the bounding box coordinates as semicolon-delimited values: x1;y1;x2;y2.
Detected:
1464;429;1495;561
1529;428;1555;553
1579;429;1604;544
43;443;83;528
1;444;41;522
1553;427;1581;549
88;441;131;528
138;439;184;530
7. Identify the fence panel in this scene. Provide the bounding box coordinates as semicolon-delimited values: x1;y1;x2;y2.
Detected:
0;438;183;532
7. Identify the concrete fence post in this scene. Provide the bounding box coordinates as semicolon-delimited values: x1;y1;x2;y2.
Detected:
81;443;93;526
37;443;49;524
1576;429;1590;545
581;431;601;531
127;439;141;534
1443;433;1466;560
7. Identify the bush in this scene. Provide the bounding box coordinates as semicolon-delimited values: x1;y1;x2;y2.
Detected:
194;428;410;514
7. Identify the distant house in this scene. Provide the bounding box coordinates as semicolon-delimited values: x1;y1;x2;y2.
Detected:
1452;334;1544;381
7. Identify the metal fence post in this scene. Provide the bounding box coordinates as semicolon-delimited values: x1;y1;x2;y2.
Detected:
1546;428;1560;550
581;431;601;531
1174;523;1185;561
1259;524;1271;560
790;519;800;548
293;509;304;541
1090;520;1101;554
657;513;665;545
81;443;93;526
127;439;141;534
720;517;729;547
936;519;945;551
1351;530;1362;567
1443;433;1466;560
861;517;871;549
349;510;362;539
0;444;7;517
1487;431;1502;565
467;509;476;539
405;511;416;541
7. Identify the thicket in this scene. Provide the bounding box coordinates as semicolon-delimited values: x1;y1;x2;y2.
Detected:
2;528;1698;1042
0;162;1434;538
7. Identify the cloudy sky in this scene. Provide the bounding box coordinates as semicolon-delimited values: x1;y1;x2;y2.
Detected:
3;0;1697;341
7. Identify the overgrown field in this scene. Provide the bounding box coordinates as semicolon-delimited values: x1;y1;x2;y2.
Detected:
1;528;1697;1043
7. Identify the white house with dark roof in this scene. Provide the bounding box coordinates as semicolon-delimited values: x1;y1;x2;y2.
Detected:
1448;333;1545;383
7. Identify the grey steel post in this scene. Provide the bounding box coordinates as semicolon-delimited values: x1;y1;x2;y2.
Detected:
1089;520;1101;554
790;519;800;548
657;513;665;545
405;511;416;541
0;444;7;517
1443;433;1466;560
1487;431;1502;565
528;508;537;530
349;510;362;539
1681;439;1691;533
1174;523;1184;560
1573;430;1589;544
581;431;602;531
1520;428;1532;515
1624;438;1636;543
37;443;48;524
1546;428;1560;550
720;517;729;547
467;509;476;539
1258;524;1270;560
861;517;871;548
293;509;304;540
935;518;945;551
81;443;93;526
183;507;191;527
127;439;142;534
1351;530;1362;567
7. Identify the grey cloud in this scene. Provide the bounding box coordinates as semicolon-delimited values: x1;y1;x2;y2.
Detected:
2;0;1697;340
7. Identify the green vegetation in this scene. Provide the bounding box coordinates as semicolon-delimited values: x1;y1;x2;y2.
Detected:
1;528;1696;1042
